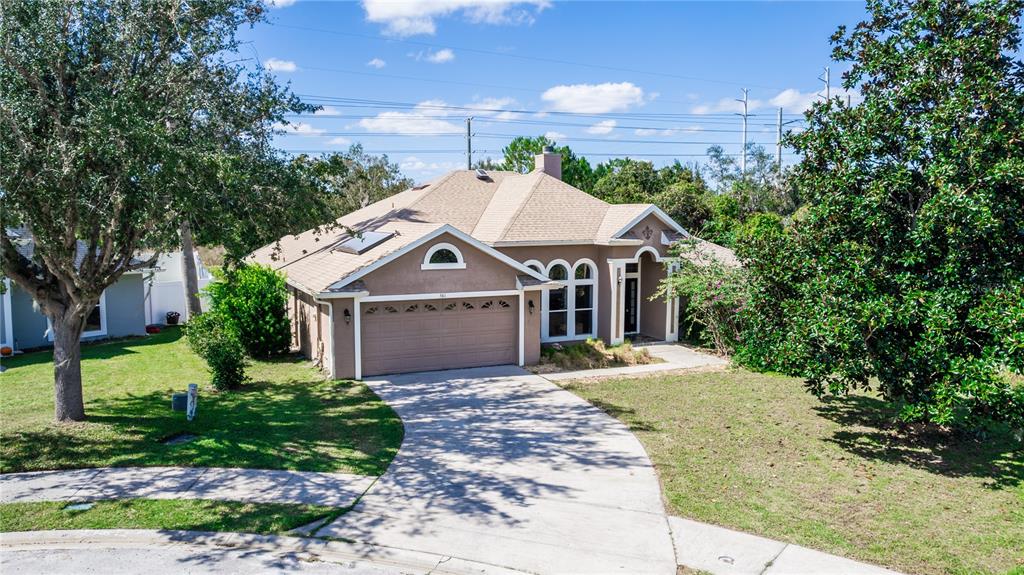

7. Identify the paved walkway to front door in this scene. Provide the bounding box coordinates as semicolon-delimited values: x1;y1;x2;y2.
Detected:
316;365;678;574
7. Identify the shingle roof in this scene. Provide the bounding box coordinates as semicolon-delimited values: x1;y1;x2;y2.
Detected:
250;167;738;293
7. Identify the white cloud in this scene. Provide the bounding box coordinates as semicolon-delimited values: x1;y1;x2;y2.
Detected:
544;131;567;141
362;0;550;37
267;0;297;7
769;87;863;113
467;97;519;120
314;106;341;116
358;99;463;135
359;96;519;135
690;96;764;115
366;58;387;69
399;156;460;177
691;88;864;116
264;58;297;73
327;137;351;146
586;119;617;135
633;126;703;137
410;48;455;63
541;82;645;113
274;122;325;136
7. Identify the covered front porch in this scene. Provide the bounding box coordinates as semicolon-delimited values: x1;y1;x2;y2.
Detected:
607;246;679;345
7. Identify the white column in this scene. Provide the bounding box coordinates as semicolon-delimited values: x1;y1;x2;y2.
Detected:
353;298;362;380
609;262;626;345
518;290;525;366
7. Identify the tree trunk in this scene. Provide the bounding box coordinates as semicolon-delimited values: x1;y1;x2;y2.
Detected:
51;311;87;422
180;220;202;321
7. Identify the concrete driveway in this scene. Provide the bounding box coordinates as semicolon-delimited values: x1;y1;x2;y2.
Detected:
317;365;676;574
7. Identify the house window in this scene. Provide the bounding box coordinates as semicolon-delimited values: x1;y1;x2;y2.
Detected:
422;242;466;270
47;291;107;340
542;259;597;342
573;261;596;337
547;263;569;338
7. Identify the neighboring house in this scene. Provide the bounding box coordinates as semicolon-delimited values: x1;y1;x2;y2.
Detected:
141;251;212;325
250;148;736;379
1;231;151;352
0;229;208;353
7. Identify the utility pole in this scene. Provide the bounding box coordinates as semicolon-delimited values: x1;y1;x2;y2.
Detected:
818;66;831;101
465;117;473;169
772;107;801;172
776;107;783;171
735;89;751;173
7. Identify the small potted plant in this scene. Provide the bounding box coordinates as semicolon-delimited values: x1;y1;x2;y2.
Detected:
166;311;181;325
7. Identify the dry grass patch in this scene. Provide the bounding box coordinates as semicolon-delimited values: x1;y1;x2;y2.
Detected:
532;339;659;373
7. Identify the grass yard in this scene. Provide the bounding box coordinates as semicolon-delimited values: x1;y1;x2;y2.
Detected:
561;369;1024;575
0;327;402;475
0;499;332;535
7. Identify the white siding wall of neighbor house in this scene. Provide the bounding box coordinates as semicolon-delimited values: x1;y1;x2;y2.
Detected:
1;278;13;350
144;251;212;325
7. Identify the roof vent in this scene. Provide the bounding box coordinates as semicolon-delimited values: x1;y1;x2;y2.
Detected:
333;230;395;255
475;168;489;180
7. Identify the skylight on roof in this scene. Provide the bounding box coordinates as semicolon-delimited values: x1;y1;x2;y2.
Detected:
334;230;394;255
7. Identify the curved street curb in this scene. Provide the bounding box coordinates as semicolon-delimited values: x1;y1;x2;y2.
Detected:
0;529;531;575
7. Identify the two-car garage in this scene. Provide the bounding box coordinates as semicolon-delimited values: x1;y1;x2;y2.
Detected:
359;295;519;376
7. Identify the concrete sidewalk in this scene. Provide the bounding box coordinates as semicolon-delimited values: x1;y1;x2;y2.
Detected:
542;342;727;381
0;529;528;575
670;517;902;575
0;466;375;507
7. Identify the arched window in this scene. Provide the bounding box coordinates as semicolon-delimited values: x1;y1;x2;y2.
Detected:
523;259;544;274
572;260;597;338
422;242;466;270
544;262;570;338
540;259;598;341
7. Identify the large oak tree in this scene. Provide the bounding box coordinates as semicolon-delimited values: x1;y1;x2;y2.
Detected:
0;0;329;421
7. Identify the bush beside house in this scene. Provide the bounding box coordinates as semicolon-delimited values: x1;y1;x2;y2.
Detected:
206;264;290;358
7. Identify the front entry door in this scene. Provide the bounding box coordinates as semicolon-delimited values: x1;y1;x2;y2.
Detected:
624;277;639;334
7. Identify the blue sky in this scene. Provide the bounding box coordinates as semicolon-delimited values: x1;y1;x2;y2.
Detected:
243;1;868;182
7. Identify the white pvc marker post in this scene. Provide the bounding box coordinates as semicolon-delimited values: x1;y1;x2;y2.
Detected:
186;383;198;421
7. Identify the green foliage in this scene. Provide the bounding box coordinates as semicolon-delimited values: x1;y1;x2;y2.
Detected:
737;0;1024;432
185;313;247;391
295;144;413;217
662;241;748;355
485;135;596;191
206;264;290;358
0;0;331;417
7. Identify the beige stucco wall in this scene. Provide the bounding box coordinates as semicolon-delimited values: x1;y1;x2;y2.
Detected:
360;233;523;295
331;299;357;379
639;251;667;339
292;288;327;369
524;290;541;364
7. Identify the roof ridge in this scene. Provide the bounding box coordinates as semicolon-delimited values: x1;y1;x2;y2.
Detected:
495;171;546;242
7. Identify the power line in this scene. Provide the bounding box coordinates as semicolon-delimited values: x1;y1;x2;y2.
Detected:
276;130;783;146
270;22;788;91
296;94;807;120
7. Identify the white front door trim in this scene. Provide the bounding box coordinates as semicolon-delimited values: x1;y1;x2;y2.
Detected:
354;298;363;380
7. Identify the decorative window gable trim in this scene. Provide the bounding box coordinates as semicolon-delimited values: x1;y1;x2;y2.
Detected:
421;242;467;270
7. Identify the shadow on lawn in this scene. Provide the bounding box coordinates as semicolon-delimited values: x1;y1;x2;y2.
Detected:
2;373;401;476
814;394;1023;489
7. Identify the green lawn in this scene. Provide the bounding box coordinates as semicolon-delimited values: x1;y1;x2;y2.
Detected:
0;327;403;475
561;369;1024;575
0;499;332;534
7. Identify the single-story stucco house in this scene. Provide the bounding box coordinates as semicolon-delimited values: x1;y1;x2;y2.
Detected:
250;149;736;379
1;228;207;352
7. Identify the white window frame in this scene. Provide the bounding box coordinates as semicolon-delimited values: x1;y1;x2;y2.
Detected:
572;259;597;339
541;258;599;342
421;242;466;270
47;290;108;341
523;259;544;274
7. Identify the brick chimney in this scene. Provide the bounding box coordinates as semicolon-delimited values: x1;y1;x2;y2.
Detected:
534;145;562;180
